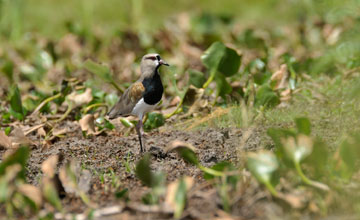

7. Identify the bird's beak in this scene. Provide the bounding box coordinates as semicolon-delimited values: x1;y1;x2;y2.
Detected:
159;59;169;66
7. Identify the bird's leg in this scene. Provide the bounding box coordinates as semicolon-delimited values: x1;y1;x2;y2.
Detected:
135;118;145;153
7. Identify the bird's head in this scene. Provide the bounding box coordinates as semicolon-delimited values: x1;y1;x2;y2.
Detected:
141;53;169;74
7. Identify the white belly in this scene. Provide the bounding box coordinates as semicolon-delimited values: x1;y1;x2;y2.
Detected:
131;98;157;119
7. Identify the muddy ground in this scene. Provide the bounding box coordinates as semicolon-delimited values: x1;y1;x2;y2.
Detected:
1;121;284;220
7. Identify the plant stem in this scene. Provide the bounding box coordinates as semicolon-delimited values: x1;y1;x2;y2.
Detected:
294;161;330;191
31;93;62;116
202;69;217;89
83;103;108;114
165;99;184;119
111;81;124;93
264;181;278;197
55;102;73;123
199;165;224;177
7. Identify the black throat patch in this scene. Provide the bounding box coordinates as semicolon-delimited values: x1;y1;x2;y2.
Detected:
141;71;164;105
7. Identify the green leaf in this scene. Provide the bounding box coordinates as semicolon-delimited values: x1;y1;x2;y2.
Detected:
303;139;329;177
105;93;119;107
177;148;199;166
218;46;241;77
174;178;187;219
43;182;62;210
188;69;206;88
115;188;128;199
214;74;232;98
338;134;360;179
9;85;25;120
281;135;313;163
295;117;311;135
144;113;165;131
247;151;279;196
0;178;8;202
0;147;29;179
135;153;153;187
247;151;279;184
203;161;238;187
201;42;241;77
254;84;280;108
120;118;134;128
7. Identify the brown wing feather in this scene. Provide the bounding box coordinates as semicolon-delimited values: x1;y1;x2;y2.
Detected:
107;82;145;119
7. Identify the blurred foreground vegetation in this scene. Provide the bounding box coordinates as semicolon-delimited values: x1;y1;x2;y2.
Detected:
1;0;360;219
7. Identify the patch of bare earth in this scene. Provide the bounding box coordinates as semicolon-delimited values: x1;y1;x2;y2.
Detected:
1;124;281;219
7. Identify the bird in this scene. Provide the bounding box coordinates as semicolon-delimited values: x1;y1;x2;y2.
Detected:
107;53;169;153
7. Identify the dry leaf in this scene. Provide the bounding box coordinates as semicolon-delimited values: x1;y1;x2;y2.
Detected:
165;140;197;153
18;184;43;207
278;193;305;209
59;160;91;195
165;176;194;210
42;155;60;178
52;128;68;137
79;114;96;135
37;127;47;137
67;88;93;107
9;127;35;148
0;130;12;149
271;64;288;90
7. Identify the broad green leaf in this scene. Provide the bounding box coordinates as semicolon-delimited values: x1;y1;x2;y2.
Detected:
214;74;232;98
218;47;241;77
303;139;329;177
9;86;25;120
201;41;241;77
115;188;128;199
135;153;153;187
281;135;313;163
188;69;206;88
247;151;279;185
202;42;225;70
174;178;187;219
166;141;199;166
254;84;280;108
338;134;360;179
144;113;165;131
178;148;199;166
295;117;311;135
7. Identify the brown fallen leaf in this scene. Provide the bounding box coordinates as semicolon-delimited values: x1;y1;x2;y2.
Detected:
9;127;35;148
165;176;194;211
37;127;47;137
67;88;93;108
42;155;62;178
165;140;197;154
0;130;12;149
18;184;43;208
271;64;289;90
79;114;96;135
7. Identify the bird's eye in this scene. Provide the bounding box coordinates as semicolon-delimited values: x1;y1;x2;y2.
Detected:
156;55;160;61
147;56;157;61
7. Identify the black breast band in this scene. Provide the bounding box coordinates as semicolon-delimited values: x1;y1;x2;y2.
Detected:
142;72;164;105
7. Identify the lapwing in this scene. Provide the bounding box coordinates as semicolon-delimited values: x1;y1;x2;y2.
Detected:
107;53;169;153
